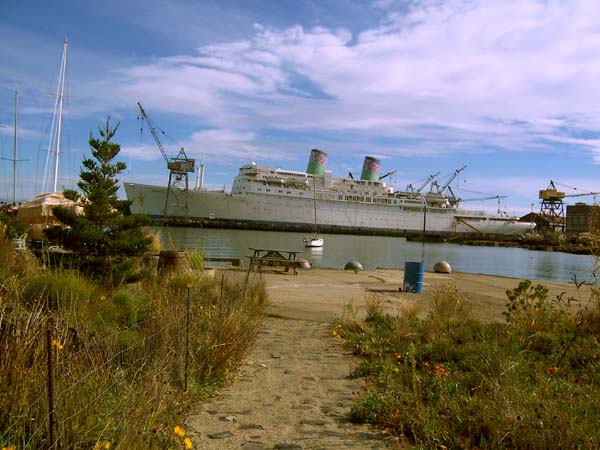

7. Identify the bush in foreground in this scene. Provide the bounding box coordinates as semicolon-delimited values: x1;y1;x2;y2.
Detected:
340;284;600;449
0;233;267;449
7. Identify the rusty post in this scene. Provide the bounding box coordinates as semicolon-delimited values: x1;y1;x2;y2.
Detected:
219;274;225;305
46;320;57;449
184;285;191;391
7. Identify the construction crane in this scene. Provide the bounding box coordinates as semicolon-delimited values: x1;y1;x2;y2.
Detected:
425;166;467;205
137;102;195;218
457;194;507;202
539;180;600;232
378;170;397;181
406;172;440;193
436;165;467;195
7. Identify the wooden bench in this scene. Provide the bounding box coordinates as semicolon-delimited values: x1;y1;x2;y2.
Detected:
203;257;242;267
249;257;302;275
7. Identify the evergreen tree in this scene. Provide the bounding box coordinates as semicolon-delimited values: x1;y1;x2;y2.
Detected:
46;118;151;282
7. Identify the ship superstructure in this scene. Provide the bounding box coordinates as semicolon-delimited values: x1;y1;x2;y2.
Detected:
124;149;534;237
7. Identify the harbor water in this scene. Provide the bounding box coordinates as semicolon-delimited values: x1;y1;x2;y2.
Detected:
152;227;598;284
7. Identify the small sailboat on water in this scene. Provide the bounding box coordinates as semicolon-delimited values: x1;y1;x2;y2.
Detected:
303;176;323;248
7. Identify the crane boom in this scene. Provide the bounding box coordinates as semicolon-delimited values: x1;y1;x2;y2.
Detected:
379;169;397;181
137;101;194;173
458;195;507;202
564;191;600;198
135;101;195;219
137;102;169;164
411;172;440;193
439;165;467;193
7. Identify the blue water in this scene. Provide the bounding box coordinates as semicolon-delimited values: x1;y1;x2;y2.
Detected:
152;227;598;284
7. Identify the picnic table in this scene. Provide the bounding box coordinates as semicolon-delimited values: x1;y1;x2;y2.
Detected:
248;248;302;275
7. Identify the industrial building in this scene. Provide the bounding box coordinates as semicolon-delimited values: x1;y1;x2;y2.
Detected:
565;203;600;235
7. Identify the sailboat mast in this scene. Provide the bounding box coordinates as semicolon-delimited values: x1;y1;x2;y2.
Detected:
52;38;68;193
12;91;17;204
313;176;318;234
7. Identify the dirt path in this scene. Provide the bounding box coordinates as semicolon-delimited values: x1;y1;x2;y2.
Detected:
185;267;585;448
185;316;398;449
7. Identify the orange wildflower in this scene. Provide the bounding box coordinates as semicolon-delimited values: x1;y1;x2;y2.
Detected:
432;364;449;377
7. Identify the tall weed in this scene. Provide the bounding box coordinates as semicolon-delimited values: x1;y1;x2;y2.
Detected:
342;282;600;449
0;251;267;449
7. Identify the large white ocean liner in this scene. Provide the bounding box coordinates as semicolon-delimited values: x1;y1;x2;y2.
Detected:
124;149;534;237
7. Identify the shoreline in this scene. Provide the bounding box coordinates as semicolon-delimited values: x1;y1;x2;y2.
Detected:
247;267;593;323
152;219;596;256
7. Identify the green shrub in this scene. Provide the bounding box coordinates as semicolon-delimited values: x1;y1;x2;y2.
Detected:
185;247;205;270
111;287;149;328
1;268;267;449
22;271;95;309
339;282;600;449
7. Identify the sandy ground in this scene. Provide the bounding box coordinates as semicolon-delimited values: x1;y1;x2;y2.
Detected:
186;267;592;449
261;267;593;322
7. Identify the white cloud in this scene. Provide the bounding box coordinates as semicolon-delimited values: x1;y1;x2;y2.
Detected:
68;0;600;167
120;143;163;162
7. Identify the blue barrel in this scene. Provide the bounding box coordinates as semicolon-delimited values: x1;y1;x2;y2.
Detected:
403;261;424;293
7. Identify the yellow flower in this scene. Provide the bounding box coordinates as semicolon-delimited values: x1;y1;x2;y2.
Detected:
100;295;107;301
2;445;16;450
174;425;186;437
51;339;64;350
104;443;110;449
184;437;193;449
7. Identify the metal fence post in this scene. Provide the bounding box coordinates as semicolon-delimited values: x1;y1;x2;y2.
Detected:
46;319;57;449
184;285;191;391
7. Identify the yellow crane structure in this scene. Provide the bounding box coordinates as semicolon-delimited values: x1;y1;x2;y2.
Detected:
539;180;600;232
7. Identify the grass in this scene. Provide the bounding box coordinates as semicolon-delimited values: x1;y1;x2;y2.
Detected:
184;248;205;271
0;227;267;449
337;283;600;449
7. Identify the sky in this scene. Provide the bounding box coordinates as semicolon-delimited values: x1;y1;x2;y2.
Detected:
1;0;600;216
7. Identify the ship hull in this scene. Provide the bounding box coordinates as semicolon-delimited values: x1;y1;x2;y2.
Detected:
124;183;533;237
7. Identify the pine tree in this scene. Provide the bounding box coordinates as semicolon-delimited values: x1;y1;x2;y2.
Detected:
46;118;151;282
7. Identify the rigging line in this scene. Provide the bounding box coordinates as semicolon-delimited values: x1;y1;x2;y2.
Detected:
33;113;55;194
454;187;500;197
42;74;61;194
138;111;182;150
52;39;68;193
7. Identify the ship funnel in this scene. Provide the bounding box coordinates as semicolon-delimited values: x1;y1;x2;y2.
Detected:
306;148;328;176
360;156;380;181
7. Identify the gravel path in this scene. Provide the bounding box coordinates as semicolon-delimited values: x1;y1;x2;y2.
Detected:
185;316;399;449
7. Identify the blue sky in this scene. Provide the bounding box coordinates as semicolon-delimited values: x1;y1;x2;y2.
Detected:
1;0;600;215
